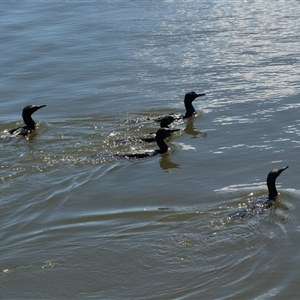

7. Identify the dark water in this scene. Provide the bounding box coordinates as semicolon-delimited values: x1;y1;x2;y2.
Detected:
1;1;300;299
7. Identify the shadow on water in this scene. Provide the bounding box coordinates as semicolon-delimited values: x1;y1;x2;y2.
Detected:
159;152;180;170
184;115;207;139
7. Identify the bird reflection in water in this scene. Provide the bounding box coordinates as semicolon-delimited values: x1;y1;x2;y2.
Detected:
184;117;207;139
159;152;180;170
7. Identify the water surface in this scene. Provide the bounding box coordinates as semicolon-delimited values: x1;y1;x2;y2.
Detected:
1;1;300;299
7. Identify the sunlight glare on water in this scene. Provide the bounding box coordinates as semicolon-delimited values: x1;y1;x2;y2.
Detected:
0;0;300;299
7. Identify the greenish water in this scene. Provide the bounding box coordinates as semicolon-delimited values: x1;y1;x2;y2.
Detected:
1;1;300;299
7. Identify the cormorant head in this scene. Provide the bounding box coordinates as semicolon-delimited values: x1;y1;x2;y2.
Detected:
160;115;176;128
22;105;46;117
22;105;46;128
184;91;206;104
267;166;288;183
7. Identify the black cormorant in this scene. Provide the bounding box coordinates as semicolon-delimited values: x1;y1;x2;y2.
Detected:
155;91;205;122
136;115;177;143
182;91;206;119
8;105;46;136
230;166;288;218
116;127;179;159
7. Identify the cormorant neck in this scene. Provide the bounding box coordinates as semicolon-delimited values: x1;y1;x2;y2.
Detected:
267;178;277;201
22;114;35;130
155;137;168;153
183;100;195;118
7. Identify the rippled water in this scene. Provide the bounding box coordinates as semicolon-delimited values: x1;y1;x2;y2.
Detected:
1;1;300;299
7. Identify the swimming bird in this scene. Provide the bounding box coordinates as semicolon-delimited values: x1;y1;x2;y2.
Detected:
182;91;206;119
230;166;288;218
155;91;206;122
116;127;179;159
8;105;46;136
136;115;177;143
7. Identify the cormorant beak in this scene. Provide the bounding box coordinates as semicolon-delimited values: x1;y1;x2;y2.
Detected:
196;93;206;98
36;105;46;109
31;105;46;113
165;129;180;137
157;128;180;139
169;129;180;133
278;166;289;174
